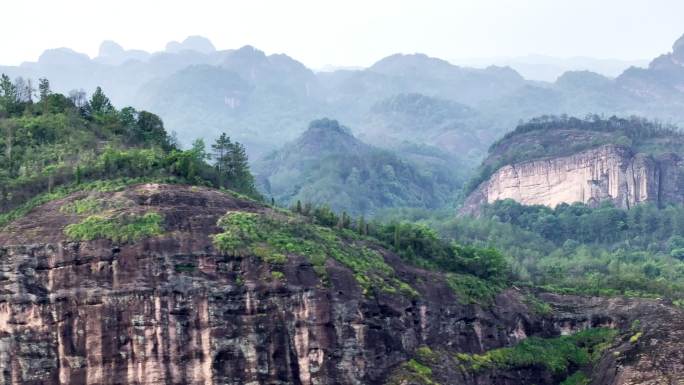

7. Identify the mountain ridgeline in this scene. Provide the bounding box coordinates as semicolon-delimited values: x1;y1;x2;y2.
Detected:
4;32;684;385
254;118;460;215
3;32;684;171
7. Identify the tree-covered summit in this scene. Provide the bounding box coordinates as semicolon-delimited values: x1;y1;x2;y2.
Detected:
254;118;460;216
0;74;259;213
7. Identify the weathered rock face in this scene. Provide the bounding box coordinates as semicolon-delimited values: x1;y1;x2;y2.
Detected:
461;145;684;215
0;184;534;385
421;293;684;385
0;184;682;385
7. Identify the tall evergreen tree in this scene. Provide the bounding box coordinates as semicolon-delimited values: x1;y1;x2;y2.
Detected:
86;86;114;117
211;133;232;187
210;133;256;195
227;141;254;189
38;78;51;114
0;74;18;116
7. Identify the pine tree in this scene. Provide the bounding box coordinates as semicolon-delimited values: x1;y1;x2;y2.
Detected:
227;141;255;193
0;74;18;115
86;86;114;117
210;133;257;196
211;133;232;187
38;78;51;114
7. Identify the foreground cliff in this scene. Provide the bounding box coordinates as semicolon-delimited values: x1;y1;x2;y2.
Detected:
0;183;683;384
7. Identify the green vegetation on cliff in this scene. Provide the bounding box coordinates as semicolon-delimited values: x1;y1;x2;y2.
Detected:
212;209;411;294
386;328;615;385
217;204;511;302
455;328;617;374
65;212;164;243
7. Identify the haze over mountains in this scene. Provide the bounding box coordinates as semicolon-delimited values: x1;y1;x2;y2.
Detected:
3;32;684;214
457;55;648;82
4;4;684;383
3;34;683;158
254;118;462;215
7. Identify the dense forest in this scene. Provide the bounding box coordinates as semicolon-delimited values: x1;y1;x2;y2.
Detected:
378;197;684;305
0;74;259;216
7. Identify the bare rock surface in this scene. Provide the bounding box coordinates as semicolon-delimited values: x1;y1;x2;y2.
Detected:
461;145;684;215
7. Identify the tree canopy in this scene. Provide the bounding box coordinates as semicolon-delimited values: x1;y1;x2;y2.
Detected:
0;74;260;212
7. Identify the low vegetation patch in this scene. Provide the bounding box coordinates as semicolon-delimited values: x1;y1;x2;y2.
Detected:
270;271;285;281
404;359;435;382
445;273;504;305
60;197;104;215
560;371;591;385
455;328;617;374
0;177;178;228
386;356;439;385
524;294;553;316
213;210;417;295
64;212;164;243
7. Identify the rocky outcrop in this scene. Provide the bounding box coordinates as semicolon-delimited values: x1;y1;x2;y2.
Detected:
0;184;533;385
462;145;684;215
421;293;684;385
0;183;683;384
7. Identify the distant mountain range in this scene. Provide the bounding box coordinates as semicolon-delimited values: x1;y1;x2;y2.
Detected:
2;33;684;187
456;55;648;82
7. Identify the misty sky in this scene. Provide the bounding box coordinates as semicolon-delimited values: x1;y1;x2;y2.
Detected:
1;0;683;68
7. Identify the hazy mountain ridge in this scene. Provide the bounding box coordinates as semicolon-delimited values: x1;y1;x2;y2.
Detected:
254;118;460;215
3;33;684;208
457;54;649;81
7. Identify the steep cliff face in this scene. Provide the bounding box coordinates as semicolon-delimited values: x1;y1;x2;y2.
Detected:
0;184;682;385
462;144;684;215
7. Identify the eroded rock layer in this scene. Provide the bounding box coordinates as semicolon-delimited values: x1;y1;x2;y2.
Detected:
0;184;682;385
462;145;684;215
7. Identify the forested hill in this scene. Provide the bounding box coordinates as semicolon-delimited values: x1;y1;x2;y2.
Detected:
254;118;460;216
0;74;259;222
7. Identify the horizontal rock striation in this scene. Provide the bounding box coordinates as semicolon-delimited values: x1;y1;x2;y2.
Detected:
1;184;682;384
462;144;684;215
0;184;538;385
